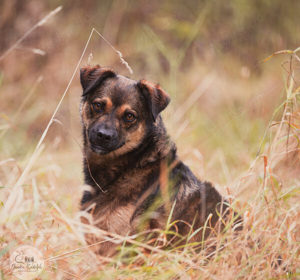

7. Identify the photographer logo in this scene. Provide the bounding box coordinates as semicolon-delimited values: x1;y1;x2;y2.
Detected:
10;245;44;280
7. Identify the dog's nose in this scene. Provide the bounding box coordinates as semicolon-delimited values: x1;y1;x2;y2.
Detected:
96;128;115;141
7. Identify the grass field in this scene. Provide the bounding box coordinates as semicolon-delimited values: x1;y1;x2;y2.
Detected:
0;2;300;279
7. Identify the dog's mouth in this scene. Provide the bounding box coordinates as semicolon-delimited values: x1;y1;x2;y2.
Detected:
90;144;110;155
89;142;125;155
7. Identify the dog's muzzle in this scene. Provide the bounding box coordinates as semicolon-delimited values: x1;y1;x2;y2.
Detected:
88;125;121;154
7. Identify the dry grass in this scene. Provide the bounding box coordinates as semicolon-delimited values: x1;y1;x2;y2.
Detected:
0;6;300;279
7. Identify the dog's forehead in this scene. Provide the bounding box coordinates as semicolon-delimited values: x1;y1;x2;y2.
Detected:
116;75;136;86
100;75;140;106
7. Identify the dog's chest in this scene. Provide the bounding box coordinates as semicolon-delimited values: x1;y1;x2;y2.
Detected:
104;166;156;197
93;203;136;235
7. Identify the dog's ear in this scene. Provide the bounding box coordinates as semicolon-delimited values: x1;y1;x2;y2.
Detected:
80;65;116;96
137;79;170;121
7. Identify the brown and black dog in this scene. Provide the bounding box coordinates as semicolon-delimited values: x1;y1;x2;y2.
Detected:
79;65;238;256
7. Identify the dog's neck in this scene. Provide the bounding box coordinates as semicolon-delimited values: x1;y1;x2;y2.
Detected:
83;117;176;194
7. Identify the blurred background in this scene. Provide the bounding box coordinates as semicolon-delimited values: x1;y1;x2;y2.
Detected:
1;0;300;200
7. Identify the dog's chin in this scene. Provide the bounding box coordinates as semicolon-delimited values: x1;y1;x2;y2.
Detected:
89;142;125;155
90;144;110;155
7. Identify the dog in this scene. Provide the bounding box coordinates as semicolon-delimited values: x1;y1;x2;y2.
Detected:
79;65;238;256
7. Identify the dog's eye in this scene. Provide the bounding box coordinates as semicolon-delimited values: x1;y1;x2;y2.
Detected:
92;102;105;113
124;112;136;122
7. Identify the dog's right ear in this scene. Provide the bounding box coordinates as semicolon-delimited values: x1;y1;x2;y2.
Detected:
80;65;116;96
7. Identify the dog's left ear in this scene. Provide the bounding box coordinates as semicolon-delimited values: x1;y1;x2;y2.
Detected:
80;65;116;96
137;79;170;121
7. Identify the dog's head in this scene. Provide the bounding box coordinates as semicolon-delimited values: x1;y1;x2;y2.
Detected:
80;65;170;156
